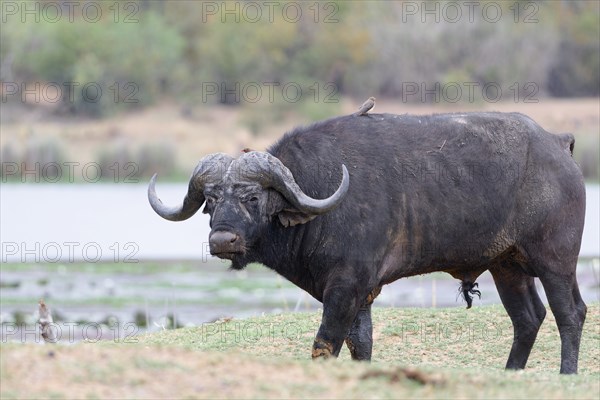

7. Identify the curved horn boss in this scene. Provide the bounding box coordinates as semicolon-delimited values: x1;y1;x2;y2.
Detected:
148;153;234;221
236;151;349;214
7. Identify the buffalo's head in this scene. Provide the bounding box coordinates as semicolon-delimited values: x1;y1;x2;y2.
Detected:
148;151;349;269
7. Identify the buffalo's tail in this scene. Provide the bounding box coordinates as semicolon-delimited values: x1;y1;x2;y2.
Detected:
557;133;575;156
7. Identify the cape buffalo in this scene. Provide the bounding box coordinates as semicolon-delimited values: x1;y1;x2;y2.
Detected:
148;111;586;374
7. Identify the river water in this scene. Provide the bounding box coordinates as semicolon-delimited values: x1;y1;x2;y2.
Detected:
0;183;598;341
1;183;598;261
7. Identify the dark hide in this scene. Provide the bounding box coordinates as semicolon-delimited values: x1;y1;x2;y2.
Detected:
156;112;586;373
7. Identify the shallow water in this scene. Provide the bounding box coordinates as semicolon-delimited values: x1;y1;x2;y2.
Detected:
1;260;598;343
1;183;598;261
1;183;598;342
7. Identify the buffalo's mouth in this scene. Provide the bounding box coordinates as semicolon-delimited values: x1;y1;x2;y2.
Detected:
212;251;249;271
212;251;242;260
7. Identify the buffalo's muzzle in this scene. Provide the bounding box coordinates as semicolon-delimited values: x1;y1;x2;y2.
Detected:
209;231;243;258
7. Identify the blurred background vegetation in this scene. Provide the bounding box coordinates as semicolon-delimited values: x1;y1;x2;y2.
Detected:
1;0;599;181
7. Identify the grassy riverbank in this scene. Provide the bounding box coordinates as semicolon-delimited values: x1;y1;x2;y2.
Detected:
1;303;598;399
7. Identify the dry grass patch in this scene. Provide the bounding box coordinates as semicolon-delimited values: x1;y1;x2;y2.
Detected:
2;303;598;399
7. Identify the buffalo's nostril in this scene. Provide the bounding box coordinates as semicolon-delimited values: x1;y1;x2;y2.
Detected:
209;231;242;256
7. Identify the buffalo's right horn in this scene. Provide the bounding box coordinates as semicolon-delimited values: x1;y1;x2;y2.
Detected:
148;153;234;221
235;151;349;215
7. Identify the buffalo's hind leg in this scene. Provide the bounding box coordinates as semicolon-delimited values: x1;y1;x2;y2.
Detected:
490;262;546;370
535;262;587;374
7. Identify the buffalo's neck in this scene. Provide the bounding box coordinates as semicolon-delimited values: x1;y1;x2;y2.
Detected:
253;222;323;300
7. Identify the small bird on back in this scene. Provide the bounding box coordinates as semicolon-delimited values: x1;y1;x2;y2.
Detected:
355;97;376;116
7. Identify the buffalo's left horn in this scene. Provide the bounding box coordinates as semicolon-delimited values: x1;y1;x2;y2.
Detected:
148;153;234;221
237;152;349;214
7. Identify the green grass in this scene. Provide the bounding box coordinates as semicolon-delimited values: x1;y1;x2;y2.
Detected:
1;304;599;399
138;304;600;373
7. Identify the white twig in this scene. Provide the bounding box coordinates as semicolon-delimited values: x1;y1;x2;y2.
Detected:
439;140;447;151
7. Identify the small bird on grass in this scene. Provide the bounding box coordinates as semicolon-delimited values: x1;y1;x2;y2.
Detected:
355;97;376;116
38;299;57;343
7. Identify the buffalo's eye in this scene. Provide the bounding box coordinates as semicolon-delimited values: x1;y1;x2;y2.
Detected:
205;196;219;208
202;197;216;214
242;196;259;204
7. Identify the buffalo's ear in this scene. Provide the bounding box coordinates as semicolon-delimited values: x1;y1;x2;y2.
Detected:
266;190;316;227
277;210;318;227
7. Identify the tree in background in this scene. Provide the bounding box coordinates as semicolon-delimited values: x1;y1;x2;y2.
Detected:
2;3;183;116
1;0;598;116
547;1;600;96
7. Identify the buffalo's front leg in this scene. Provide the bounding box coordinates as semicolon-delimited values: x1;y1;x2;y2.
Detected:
345;305;373;360
312;284;361;359
344;286;380;360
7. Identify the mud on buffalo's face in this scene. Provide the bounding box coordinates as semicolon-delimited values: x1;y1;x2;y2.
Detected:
202;181;269;264
148;151;349;269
